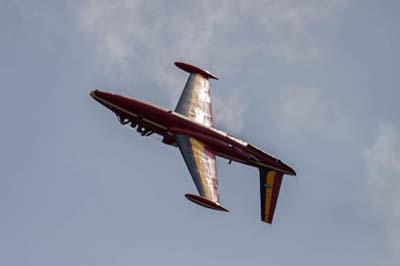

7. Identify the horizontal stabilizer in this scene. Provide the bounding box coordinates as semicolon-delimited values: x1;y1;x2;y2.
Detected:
185;194;229;212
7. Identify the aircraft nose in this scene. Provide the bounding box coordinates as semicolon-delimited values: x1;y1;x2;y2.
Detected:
89;89;108;105
89;90;98;99
89;90;117;111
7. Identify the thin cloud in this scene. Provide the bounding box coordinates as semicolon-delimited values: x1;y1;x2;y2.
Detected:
213;90;248;134
365;124;400;261
78;0;349;64
280;87;320;128
77;0;350;133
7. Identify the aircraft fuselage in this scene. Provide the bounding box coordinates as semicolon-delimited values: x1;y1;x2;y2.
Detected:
90;90;295;175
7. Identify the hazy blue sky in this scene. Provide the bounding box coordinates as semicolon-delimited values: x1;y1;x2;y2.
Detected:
1;1;400;265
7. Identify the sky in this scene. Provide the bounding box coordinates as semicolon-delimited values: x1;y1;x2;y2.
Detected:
1;0;400;265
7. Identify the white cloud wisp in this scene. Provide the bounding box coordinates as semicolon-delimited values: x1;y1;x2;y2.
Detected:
365;124;400;260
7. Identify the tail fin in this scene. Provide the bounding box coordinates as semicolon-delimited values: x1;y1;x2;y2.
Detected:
259;168;284;224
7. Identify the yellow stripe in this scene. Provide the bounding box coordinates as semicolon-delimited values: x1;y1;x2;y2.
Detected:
264;170;276;221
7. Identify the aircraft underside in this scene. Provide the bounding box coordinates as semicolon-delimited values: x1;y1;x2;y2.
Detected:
90;62;296;224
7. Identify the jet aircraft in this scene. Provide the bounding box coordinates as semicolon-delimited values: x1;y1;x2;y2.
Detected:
90;62;296;223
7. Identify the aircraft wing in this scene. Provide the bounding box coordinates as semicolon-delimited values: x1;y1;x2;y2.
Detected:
259;168;284;223
174;62;217;127
175;134;228;211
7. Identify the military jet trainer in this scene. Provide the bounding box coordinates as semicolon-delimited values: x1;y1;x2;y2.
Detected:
90;62;296;224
